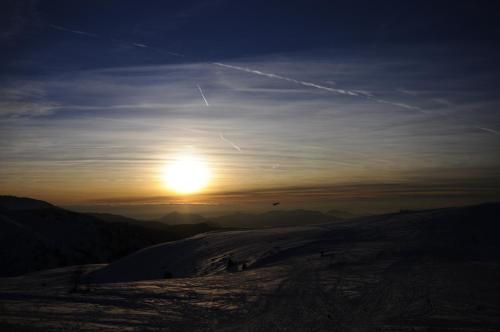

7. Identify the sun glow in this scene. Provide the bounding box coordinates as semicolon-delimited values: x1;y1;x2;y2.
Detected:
162;154;211;194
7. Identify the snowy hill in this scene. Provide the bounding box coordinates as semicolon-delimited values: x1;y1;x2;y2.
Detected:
89;225;325;283
90;202;500;283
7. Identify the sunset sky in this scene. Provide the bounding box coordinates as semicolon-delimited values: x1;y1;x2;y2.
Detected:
1;1;500;215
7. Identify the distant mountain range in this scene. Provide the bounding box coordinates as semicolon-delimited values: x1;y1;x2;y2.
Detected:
154;209;342;228
156;212;208;225
210;209;339;228
0;196;216;277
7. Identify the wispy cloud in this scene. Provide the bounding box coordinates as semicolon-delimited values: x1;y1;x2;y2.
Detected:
82;178;500;205
0;83;57;118
2;54;500;203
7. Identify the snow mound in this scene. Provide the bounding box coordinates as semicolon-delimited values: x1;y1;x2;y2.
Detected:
89;226;325;283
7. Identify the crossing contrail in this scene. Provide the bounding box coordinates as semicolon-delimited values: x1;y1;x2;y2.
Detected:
197;84;210;107
220;133;241;152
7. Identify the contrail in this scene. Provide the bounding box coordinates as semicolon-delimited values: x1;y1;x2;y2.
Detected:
49;23;420;111
372;98;422;111
132;42;185;57
213;62;355;95
213;62;422;111
220;133;241;152
49;24;184;57
52;24;485;125
477;127;500;135
158;50;185;57
49;24;99;38
197;84;210;106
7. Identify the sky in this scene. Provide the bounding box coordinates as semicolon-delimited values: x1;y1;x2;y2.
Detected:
1;1;500;215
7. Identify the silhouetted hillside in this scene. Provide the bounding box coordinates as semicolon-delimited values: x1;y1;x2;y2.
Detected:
0;196;218;277
0;195;54;211
87;212;141;224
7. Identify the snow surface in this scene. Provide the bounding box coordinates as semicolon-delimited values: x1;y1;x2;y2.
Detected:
2;205;500;331
89;226;327;283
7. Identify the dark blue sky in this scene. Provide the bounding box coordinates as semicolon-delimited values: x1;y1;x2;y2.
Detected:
2;1;500;72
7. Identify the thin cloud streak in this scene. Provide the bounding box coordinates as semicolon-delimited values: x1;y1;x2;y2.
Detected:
49;24;99;38
219;133;241;152
49;24;184;57
477;127;500;135
132;43;185;57
84;179;500;205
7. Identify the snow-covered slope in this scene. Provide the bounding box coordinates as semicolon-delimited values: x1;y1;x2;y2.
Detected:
90;202;500;284
2;203;500;332
90;225;326;283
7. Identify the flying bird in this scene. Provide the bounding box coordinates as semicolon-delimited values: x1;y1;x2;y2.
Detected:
272;202;280;206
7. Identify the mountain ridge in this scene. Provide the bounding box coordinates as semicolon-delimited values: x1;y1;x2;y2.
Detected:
0;196;217;277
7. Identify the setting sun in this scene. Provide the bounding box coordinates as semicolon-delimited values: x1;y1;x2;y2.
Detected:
162;154;211;194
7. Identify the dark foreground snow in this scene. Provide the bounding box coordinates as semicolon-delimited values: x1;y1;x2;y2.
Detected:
1;204;500;331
